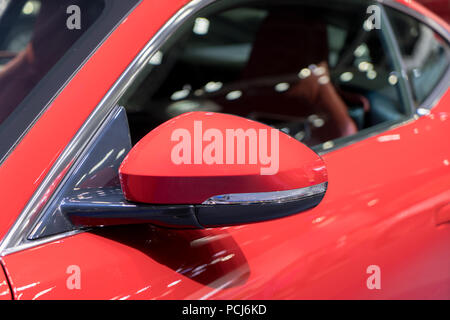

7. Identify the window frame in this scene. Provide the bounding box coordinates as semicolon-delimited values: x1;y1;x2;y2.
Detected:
1;0;448;256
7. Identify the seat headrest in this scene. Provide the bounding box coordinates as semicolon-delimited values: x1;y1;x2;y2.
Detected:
242;9;329;79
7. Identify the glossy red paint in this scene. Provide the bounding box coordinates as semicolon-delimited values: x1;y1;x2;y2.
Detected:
399;0;450;28
0;0;449;300
4;90;450;299
119;111;327;204
416;0;450;22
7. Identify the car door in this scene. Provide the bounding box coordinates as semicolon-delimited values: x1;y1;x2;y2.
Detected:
0;0;449;299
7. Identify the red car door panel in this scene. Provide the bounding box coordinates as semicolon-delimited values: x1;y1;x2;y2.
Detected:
2;92;449;299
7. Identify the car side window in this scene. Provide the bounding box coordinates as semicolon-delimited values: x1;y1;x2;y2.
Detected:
120;1;408;151
385;7;450;105
0;0;140;166
0;0;105;125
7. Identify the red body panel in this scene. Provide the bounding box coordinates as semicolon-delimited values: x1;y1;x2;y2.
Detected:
3;92;450;299
416;0;450;22
0;0;449;299
399;0;450;27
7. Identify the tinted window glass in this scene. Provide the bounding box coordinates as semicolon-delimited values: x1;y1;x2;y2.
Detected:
0;0;139;164
120;1;407;151
0;0;104;125
386;7;450;104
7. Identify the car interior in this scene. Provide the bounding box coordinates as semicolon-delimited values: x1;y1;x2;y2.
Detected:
120;1;409;149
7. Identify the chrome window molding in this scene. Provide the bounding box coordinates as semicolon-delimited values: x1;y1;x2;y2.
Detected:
1;0;448;256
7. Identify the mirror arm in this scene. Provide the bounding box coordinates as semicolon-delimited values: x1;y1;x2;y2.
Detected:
61;184;326;229
60;188;201;229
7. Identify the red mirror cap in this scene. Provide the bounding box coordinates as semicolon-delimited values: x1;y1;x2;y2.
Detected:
119;112;327;204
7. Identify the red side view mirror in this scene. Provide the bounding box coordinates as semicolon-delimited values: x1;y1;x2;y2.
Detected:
64;112;327;229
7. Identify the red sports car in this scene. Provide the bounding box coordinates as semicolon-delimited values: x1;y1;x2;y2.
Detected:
0;0;448;300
